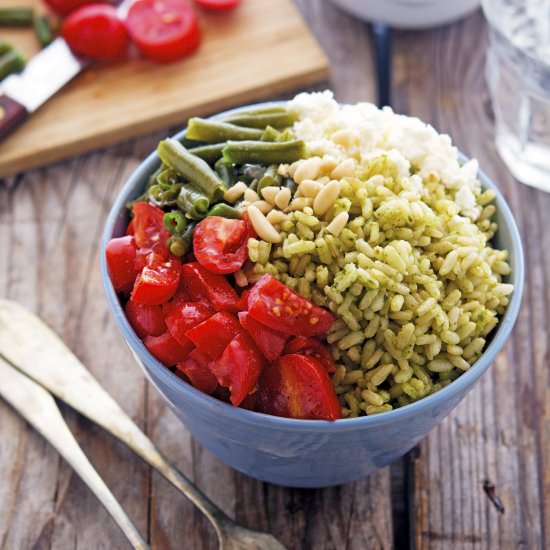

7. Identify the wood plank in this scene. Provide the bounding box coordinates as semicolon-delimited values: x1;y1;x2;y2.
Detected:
391;12;548;549
0;0;328;177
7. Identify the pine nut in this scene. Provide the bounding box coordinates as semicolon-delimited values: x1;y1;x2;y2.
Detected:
247;205;281;243
326;211;349;236
298;179;322;198
332;129;359;147
293;157;321;183
252;200;273;214
331;158;356;179
274;187;291;209
260;186;280;203
224;181;247;203
266;210;289;224
313;179;341;216
244;188;260;202
320;155;337;174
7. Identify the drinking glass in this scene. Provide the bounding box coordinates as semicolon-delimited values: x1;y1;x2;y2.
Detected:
482;0;550;192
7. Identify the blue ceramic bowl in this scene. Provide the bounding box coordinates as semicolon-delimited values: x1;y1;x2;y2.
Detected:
100;103;524;488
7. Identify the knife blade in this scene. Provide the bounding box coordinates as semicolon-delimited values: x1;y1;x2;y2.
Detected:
0;0;133;143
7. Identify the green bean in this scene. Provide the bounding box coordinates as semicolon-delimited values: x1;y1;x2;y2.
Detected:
222;111;297;130
147;165;163;188
147;182;181;207
0;50;25;81
168;222;195;256
0;8;33;26
188;143;225;164
214;159;238;187
240;164;267;184
163;210;187;234
177;184;210;220
222;140;307;165
0;43;12;55
257;165;281;194
207;203;241;219
33;14;53;47
156;167;180;186
260;126;280;142
158;138;226;201
232;106;288;116
186;118;263;143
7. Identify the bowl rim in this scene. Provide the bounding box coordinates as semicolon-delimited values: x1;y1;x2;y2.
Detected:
100;100;525;432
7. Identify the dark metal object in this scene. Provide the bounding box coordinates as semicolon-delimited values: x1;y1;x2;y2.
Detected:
372;22;392;107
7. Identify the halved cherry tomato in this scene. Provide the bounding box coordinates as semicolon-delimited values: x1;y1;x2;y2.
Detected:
239;391;257;411
247;275;335;337
185;311;241;360
181;262;240;312
61;4;129;60
127;219;135;236
144;331;193;366
105;236;139;293
163;300;212;346
193;216;248;274
176;348;218;394
125;301;166;338
238;312;287;362
284;337;336;373
257;354;342;420
126;0;201;63
193;0;240;10
131;253;181;305
131;202;171;251
45;0;101;16
209;332;264;406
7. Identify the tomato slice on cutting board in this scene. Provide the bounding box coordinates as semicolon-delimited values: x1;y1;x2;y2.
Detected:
193;216;249;274
257;354;342;420
247;275;335;337
209;332;264;406
126;0;201;63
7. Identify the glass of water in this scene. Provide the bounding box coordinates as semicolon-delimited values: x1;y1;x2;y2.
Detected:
482;0;550;192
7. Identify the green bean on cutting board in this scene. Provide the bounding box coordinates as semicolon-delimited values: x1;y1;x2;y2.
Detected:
0;8;34;26
188;143;225;164
157;138;226;201
222;140;307;165
0;49;25;81
33;14;53;48
186;118;263;143
177;184;210;220
221;111;297;130
207;203;241;219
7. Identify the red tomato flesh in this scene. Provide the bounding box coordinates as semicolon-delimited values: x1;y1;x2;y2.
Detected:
193;216;248;274
185;311;241;360
61;4;129;60
131;202;171;252
238;312;287;362
193;0;240;10
181;262;240;312
106;236;139;293
257;354;342;420
125;301;166;338
144;331;193;366
163;300;213;346
284;337;336;373
176;348;218;394
131;253;181;306
247;275;335;337
45;0;102;16
209;332;264;406
126;0;201;63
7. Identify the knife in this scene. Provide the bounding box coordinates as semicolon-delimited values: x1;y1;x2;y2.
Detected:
0;0;134;143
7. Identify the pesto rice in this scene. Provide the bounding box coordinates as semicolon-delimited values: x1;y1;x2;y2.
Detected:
231;91;513;418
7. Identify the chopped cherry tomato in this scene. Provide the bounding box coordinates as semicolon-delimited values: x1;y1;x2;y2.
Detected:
238;312;287;362
61;4;129;60
125;301;166;338
144;331;193;366
176;348;218;394
239;391;257;411
45;0;101;16
181;262;240;312
247;275;335;337
126;0;201;63
127;219;135;236
238;288;252;311
106;236;139;293
131;253;181;305
185;311;241;360
131;202;171;252
163;300;212;346
193;0;240;10
193;216;249;275
284;337;336;373
257;354;342;420
209;332;264;406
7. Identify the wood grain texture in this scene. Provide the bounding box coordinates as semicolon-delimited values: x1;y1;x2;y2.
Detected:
0;0;328;177
391;11;548;550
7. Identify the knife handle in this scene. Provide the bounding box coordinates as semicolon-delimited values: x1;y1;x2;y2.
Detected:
0;94;28;142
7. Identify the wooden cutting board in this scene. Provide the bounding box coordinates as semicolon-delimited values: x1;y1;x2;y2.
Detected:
0;0;329;177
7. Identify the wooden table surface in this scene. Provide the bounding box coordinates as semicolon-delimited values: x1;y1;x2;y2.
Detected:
0;2;548;549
